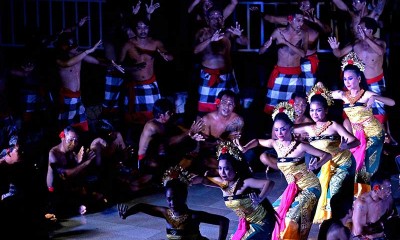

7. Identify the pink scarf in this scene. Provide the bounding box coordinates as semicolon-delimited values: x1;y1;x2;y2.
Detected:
350;126;367;171
272;181;299;240
232;218;249;240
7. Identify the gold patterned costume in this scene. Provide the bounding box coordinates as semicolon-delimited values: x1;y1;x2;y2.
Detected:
223;192;275;239
343;101;384;197
165;209;208;240
273;157;321;240
308;134;354;223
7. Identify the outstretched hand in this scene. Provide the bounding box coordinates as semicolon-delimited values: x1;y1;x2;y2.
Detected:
211;29;224;42
117;203;129;219
86;40;102;54
308;157;318;171
78;16;90;27
132;1;141;15
157;49;172;61
339;136;349;150
327;37;340;49
227;22;243;37
111;60;125;74
233;138;245;152
146;0;160;15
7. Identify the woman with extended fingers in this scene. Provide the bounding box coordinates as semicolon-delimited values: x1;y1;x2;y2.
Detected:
234;101;332;240
293;85;360;224
318;52;395;197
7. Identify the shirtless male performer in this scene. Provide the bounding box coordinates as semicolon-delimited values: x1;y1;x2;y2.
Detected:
332;0;386;41
352;173;398;240
119;17;173;127
183;90;244;175
251;0;331;97
259;10;309;115
193;7;248;116
55;33;123;132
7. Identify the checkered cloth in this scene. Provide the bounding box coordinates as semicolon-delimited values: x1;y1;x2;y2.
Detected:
123;74;161;113
301;53;319;93
367;73;386;123
58;87;87;127
264;65;304;114
102;74;124;110
197;66;239;113
20;88;47;113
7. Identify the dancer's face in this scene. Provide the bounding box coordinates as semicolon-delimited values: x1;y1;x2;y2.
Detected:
166;188;186;212
273;120;291;140
309;101;327;122
136;21;149;38
343;70;361;90
218;159;236;182
294;97;308;119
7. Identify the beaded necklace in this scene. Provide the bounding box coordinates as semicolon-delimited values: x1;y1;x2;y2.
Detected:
166;209;189;229
275;140;297;157
311;121;332;136
345;89;365;106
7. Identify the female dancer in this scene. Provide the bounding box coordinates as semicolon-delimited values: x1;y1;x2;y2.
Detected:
117;165;229;240
194;140;277;239
235;102;332;240
293;85;360;223
260;91;313;171
319;53;395;197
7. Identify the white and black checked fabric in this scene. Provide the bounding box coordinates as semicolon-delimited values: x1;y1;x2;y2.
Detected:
124;81;161;112
197;68;239;109
265;72;305;107
58;95;87;126
368;76;386;116
102;74;124;110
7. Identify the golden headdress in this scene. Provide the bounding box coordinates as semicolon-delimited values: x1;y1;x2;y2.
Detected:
217;140;242;161
162;165;192;187
272;101;295;122
341;51;365;72
307;84;334;106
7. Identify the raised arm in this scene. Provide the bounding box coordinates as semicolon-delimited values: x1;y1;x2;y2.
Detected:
327;36;352;58
194;29;224;54
223;0;238;20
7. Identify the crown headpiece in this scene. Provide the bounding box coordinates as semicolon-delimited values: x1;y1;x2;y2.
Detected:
162;165;192;187
307;84;334;106
217;141;242;161
341;52;365;72
272;101;295;122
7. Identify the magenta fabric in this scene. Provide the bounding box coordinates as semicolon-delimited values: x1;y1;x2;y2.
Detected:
350;128;367;171
272;182;299;240
232;217;249;240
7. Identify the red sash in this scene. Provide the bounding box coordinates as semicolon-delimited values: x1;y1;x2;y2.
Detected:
306;53;319;74
59;87;81;98
267;66;302;89
366;72;384;84
203;67;228;87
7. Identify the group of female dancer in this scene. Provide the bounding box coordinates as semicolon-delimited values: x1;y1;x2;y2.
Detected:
117;56;395;240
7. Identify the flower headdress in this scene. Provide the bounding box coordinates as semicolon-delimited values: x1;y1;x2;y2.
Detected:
341;51;365;72
216;140;242;161
272;101;295;122
307;84;334;106
162;165;192;187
